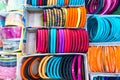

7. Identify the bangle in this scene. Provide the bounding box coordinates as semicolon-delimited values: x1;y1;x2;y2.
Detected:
51;10;54;26
32;0;37;6
72;56;77;80
50;28;56;53
46;9;50;27
66;8;70;27
27;0;32;5
42;56;52;79
29;58;41;79
56;29;59;53
48;9;52;26
66;29;70;52
65;0;69;5
76;8;81;27
43;10;47;26
59;9;62;27
38;56;49;78
53;8;57;26
59;29;64;53
66;56;73;80
20;57;32;80
78;55;82;80
61;8;66;27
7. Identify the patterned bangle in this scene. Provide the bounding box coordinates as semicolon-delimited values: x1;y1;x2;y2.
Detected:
46;9;50;27
59;9;63;27
53;8;57;26
51;10;55;26
61;8;66;27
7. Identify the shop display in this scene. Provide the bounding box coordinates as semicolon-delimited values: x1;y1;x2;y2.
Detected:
87;15;120;42
26;0;84;6
36;28;89;53
20;55;85;80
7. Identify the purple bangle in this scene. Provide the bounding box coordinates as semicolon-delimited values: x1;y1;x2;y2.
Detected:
99;0;111;14
107;0;119;13
59;29;64;53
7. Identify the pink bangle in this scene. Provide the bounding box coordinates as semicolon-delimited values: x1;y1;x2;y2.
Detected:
78;56;82;80
72;56;77;80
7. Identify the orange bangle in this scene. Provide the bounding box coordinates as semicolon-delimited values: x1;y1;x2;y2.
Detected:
74;8;78;28
79;7;86;28
20;57;33;80
69;8;72;27
64;0;69;5
65;8;69;27
116;46;120;72
71;8;75;27
29;58;41;79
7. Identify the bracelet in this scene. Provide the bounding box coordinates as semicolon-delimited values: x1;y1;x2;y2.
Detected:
72;56;77;80
29;58;41;79
20;57;33;80
32;0;37;6
50;28;56;53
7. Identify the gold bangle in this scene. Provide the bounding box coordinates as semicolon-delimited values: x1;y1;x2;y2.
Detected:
42;56;53;78
76;8;81;27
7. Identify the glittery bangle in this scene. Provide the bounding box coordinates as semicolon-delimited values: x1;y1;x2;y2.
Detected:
51;10;55;26
53;8;57;26
61;8;66;27
59;9;63;27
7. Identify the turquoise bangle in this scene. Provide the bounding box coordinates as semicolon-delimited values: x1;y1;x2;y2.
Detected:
109;17;120;41
53;57;61;78
50;28;56;53
32;0;37;6
46;57;54;78
104;17;116;41
101;17;110;41
88;16;104;42
56;57;62;78
50;57;58;78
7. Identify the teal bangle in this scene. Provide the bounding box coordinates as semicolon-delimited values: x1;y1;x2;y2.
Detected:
50;28;56;53
46;57;54;78
32;0;37;6
50;57;58;78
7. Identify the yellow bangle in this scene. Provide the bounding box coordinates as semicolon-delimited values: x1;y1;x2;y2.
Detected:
64;8;67;27
38;56;49;78
76;8;81;27
42;56;53;79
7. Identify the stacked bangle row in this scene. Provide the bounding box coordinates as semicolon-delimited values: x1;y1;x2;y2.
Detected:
88;46;120;73
43;7;86;28
20;55;84;80
36;28;89;53
86;0;120;14
27;0;84;6
87;15;120;42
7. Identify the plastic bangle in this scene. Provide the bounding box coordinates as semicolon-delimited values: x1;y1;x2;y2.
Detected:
20;57;33;80
38;56;49;78
76;8;81;27
72;56;77;80
32;0;37;6
50;28;56;53
42;56;52;79
61;8;66;27
29;58;41;79
59;29;64;53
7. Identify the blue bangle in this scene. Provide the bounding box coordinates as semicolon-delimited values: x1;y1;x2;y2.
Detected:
27;0;32;5
87;16;104;42
101;17;110;41
32;0;37;6
56;57;62;78
53;57;61;78
50;28;56;53
60;0;64;6
57;0;60;6
104;17;116;42
50;57;58;78
46;57;54;78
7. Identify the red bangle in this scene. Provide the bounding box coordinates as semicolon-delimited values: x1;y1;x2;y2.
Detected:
74;29;78;52
78;30;82;52
36;29;41;52
64;29;67;53
56;29;59;53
